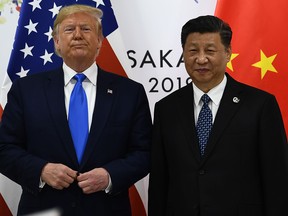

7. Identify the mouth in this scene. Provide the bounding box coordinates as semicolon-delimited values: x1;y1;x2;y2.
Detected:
71;44;87;48
195;68;209;73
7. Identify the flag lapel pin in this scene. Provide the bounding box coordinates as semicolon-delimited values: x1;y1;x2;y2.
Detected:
233;97;240;103
107;89;113;94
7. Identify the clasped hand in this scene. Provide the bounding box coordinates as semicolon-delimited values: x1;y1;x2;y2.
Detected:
41;163;109;194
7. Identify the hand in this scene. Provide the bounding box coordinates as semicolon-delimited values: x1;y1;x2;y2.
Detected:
77;168;109;194
41;163;77;190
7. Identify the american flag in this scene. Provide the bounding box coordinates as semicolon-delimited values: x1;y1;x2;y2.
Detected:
0;0;146;215
7;0;118;81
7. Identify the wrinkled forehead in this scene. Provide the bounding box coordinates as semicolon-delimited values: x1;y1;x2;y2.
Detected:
60;12;97;25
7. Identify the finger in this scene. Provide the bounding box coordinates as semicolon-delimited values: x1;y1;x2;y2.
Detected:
76;172;88;182
66;169;78;180
55;171;75;187
63;174;75;184
77;178;89;189
61;180;72;189
51;179;67;190
82;184;96;194
59;167;77;183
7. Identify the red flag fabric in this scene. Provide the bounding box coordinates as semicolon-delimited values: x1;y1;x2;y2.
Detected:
129;185;147;216
0;106;3;121
97;38;126;77
215;0;288;135
0;194;12;216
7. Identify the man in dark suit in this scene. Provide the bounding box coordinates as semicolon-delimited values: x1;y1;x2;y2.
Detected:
148;15;288;216
0;4;152;216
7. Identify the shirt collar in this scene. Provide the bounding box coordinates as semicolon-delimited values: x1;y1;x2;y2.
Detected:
63;62;98;86
193;74;227;106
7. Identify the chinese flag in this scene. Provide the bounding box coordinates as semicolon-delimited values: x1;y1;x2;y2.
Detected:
215;0;288;135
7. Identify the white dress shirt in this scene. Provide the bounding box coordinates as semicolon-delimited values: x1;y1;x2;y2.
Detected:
63;62;97;130
193;75;227;125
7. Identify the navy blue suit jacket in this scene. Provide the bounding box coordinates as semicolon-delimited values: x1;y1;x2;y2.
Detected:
0;67;152;216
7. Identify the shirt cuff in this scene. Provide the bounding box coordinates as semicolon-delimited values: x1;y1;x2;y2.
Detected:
39;178;46;188
104;172;112;193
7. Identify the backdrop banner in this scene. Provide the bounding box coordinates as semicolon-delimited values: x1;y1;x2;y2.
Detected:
1;0;287;215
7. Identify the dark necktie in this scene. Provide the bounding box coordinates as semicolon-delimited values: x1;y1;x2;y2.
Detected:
68;74;88;163
196;94;212;156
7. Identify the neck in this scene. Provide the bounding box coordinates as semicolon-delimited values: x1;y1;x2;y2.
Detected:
65;60;95;73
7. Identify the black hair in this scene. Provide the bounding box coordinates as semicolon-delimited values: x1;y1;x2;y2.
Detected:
181;15;232;49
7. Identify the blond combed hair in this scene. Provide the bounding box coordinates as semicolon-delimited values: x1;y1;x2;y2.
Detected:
52;4;103;39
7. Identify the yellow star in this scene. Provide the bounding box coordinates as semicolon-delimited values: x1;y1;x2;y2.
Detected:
227;53;239;71
252;50;277;79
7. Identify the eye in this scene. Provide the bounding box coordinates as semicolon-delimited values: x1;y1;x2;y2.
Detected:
81;26;92;32
189;49;198;54
64;26;74;33
206;49;216;55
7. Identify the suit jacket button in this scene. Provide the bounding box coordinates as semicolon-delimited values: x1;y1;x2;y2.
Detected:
199;169;206;175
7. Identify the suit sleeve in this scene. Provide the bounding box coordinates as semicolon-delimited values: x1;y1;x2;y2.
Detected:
258;95;288;215
0;79;47;195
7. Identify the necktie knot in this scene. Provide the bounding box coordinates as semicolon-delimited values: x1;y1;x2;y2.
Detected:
74;73;86;83
201;94;211;105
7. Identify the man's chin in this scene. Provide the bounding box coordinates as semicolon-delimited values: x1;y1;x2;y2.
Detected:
71;51;89;58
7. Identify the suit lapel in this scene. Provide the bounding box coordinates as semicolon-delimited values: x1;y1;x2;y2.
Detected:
44;68;79;166
80;69;115;167
176;84;202;162
202;74;244;162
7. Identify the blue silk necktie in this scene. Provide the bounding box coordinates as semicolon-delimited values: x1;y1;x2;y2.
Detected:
68;74;88;163
196;94;212;156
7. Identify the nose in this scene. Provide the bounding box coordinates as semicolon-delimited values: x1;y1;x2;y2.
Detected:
74;27;83;39
196;52;208;64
